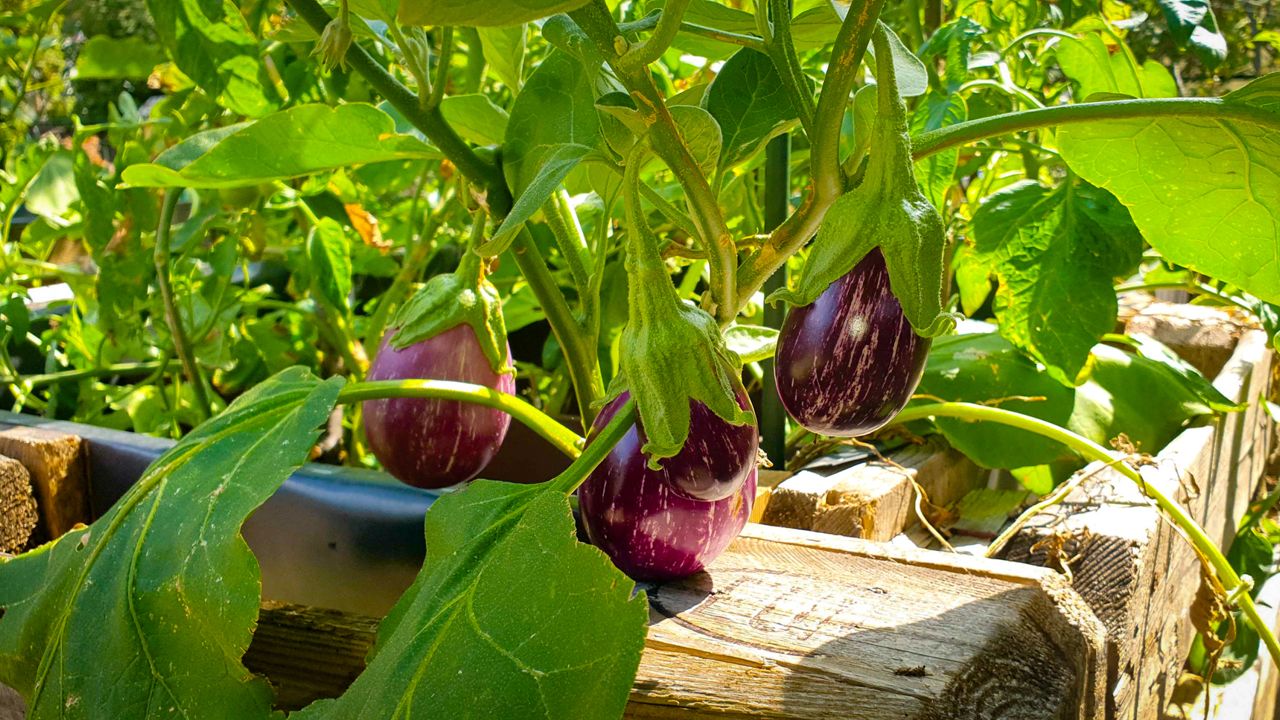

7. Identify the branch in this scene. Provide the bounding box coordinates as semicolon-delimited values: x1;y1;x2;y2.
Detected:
154;189;213;421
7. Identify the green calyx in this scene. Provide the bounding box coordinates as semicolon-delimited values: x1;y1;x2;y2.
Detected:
769;22;953;338
312;0;352;72
388;242;512;375
612;147;753;467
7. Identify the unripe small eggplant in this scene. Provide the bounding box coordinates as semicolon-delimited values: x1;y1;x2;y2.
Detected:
578;393;756;582
775;248;930;437
364;325;514;488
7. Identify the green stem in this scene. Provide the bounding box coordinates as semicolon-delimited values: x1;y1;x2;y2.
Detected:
619;14;765;52
426;27;454;110
618;0;692;71
385;22;433;104
154;189;213;421
1;360;178;388
1114;280;1258;315
365;177;450;348
336;379;584;459
891;401;1280;667
544;190;593;306
510;228;604;425
911;97;1280;160
549;398;636;495
765;0;816;138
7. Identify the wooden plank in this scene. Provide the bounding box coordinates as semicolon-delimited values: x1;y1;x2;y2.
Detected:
760;440;985;542
1001;328;1275;720
246;523;1106;719
1123;300;1254;379
0;427;88;539
0;456;37;553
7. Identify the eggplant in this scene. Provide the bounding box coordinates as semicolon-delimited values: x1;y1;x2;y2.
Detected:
578;393;756;582
364;324;515;488
774;248;930;437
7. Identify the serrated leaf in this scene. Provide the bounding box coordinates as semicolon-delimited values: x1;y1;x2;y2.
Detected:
1058;73;1280;305
307;218;353;312
0;368;342;719
123;104;438;189
146;0;276;117
399;0;589;26
703;48;798;175
969;180;1143;384
294;481;647;720
478;25;525;90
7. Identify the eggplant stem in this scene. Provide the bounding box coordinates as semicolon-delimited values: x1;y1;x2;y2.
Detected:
337;379;584;460
891;401;1280;667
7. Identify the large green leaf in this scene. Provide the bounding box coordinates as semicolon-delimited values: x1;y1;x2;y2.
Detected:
703;48;798;176
478;25;526;90
918;331;1228;472
307;218;353;312
440;94;510;146
122;104;438;189
295;480;647;720
1058;74;1280;305
146;0;277;117
73;36;165;79
399;0;590;26
969;180;1143;385
1055;32;1177;100
0;368;342;719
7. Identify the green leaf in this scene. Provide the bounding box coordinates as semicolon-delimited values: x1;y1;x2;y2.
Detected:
24;151;79;227
919;331;1227;471
399;0;590;26
723;324;778;364
703;48;798;175
440;94;510;146
910;91;967;209
503;50;602;199
1058;74;1280;305
294;481;647;720
865;22;928;99
969;180;1143;384
1156;0;1227;68
488;144;596;255
669;105;722;179
478;25;526;90
1113;333;1241;412
307;218;353;312
145;0;277;117
73;36;165;79
0;368;342;719
1055;32;1177;100
122;104;438;189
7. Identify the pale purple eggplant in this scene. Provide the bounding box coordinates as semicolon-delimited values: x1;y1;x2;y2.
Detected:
774;248;930;437
578;393;756;582
364;324;515;489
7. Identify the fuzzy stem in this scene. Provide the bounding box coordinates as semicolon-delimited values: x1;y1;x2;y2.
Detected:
337;379;583;459
891;401;1280;667
549;399;637;495
154;189;213;421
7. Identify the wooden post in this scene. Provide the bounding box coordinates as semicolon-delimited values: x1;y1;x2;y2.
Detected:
0;456;37;553
1001;328;1274;720
0;427;89;539
246;523;1106;718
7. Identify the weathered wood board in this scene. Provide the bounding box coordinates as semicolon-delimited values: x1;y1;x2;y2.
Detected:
761;440;985;542
246;523;1106;719
1001;327;1275;720
0;427;88;539
0;456;37;554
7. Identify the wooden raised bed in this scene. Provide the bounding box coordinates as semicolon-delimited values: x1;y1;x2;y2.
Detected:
0;301;1274;719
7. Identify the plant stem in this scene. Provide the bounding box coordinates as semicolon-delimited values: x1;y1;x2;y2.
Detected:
891;401;1280;667
617;0;691;71
364;180;451;349
549;398;636;495
619;14;766;52
911;97;1280;160
1114;280;1258;315
733;1;885;313
510;228;604;425
544;191;593;306
571;0;737;322
1;360;179;388
154;189;213;421
336;379;584;459
765;0;815;137
427;27;454;110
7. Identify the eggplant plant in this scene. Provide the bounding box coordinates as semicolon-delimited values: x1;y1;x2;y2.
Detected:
1;0;1280;717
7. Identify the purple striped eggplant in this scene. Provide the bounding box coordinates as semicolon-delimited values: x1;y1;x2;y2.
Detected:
364;324;515;489
774;248;930;437
578;393;756;582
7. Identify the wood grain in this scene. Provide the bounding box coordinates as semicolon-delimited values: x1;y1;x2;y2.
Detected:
0;456;37;554
0;427;88;538
1001;328;1274;720
247;523;1105;719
